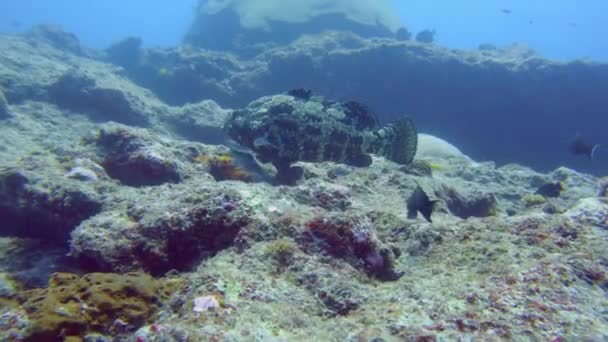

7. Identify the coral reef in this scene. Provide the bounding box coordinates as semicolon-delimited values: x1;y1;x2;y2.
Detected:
185;0;397;52
95;123;181;186
0;272;182;340
0;165;102;241
47;70;151;126
0;25;607;341
84;29;608;174
70;182;253;274
301;213;402;281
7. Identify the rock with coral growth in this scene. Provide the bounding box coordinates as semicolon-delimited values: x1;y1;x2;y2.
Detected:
95;123;182;186
25;24;83;56
0;165;102;242
170;100;231;144
47;70;153;125
0;272;181;341
70;182;253;274
301;212;402;281
564;197;608;229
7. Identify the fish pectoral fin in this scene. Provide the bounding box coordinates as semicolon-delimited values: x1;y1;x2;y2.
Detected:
345;153;372;167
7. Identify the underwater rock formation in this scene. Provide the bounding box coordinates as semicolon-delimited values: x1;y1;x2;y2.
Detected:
100;30;608;174
1;25;608;341
95;123;181;186
47;70;151;126
415;29;436;43
104;36;143;72
25;24;83;56
70;183;253;274
301;213;402;281
185;0;398;53
0;166;102;242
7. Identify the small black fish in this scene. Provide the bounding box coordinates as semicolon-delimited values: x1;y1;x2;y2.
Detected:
535;181;564;198
569;135;599;159
407;185;437;222
287;88;312;101
501;9;512;14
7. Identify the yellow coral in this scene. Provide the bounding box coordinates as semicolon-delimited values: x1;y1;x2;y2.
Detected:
428;162;442;171
9;272;181;340
522;193;546;207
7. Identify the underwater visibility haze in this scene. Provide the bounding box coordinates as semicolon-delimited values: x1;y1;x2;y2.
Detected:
1;0;608;340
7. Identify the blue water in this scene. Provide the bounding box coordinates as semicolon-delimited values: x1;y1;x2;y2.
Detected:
2;0;607;61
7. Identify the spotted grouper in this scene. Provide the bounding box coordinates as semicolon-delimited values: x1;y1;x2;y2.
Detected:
224;91;418;183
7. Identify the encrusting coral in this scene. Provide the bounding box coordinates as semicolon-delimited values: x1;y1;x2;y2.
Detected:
0;272;182;340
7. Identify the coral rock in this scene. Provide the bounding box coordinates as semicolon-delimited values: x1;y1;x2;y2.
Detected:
302;213;402;281
0;168;102;242
95;123;181;186
70;184;253;274
1;272;180;341
47;70;150;125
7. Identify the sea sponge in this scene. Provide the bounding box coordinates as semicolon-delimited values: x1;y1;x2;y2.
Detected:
5;272;182;340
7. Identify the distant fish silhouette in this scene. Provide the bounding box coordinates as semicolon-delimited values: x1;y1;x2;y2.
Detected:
569;134;599;159
501;9;512;14
535;181;564;198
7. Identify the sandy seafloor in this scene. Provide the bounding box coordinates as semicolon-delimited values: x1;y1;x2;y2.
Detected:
0;27;607;341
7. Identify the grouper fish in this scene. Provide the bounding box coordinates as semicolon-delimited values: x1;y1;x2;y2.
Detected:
224;91;418;183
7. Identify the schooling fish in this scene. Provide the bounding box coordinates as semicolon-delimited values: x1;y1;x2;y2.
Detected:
224;91;418;184
569;135;599;159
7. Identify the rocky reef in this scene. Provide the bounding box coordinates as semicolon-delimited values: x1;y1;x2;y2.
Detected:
0;26;607;341
106;30;608;175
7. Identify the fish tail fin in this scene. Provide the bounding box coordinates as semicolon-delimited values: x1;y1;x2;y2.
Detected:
591;144;600;159
373;118;418;164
